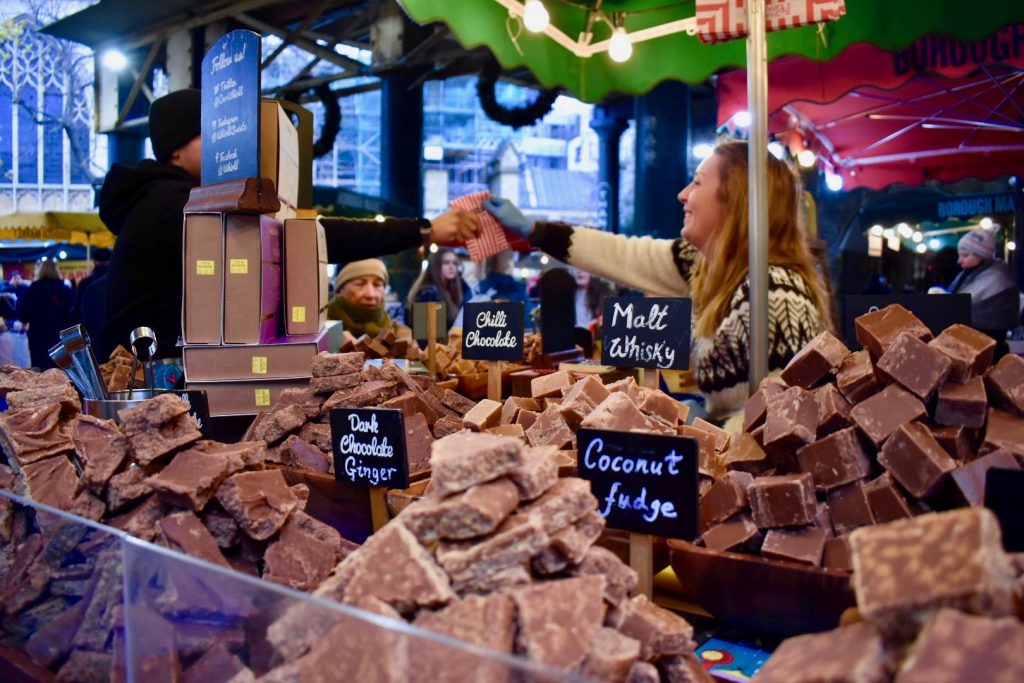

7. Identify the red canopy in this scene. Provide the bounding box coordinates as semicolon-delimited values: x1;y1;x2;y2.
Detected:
717;26;1024;190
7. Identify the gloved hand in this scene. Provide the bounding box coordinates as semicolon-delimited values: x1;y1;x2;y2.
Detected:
483;197;533;238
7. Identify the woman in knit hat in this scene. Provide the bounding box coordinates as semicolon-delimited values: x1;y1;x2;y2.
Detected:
946;227;1020;359
326;259;400;338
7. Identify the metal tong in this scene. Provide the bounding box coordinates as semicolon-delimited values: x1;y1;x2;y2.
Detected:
54;325;109;401
128;327;157;397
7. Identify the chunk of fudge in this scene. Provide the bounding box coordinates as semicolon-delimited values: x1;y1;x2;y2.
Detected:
146;447;246;510
518;477;597;534
122;399;202;466
568;545;639;606
581;627;641;683
949;449;1020;507
823;536;853;571
404;412;433;476
432;414;464;439
215;469;301;541
429;431;522;496
700;513;762;552
252;404;307;445
412;593;515;656
436;515;547;591
181;643;246;683
748;474;817;528
526;405;576;449
985;353;1024;416
849;508;1016;638
276;388;323;419
763;386;818;450
827;482;875;536
105;466;151;511
191;439;267;469
18;455;104;523
609;594;695;661
723;433;770;476
531;370;572;398
796;426;871;491
878;421;957;498
929;323;995;383
278;435;331;474
439;388;476;416
855;304;932;359
637;387;683;425
850;383;926;447
0;403;74;466
263;511;343;591
877;332;952;401
935;376;987;428
813;383;853;437
983;408;1024;460
400;477;519;543
781;330;850;389
158;512;231;568
835;350;880;403
321;380;398;412
509;444;559;501
700;470;753;531
511;575;606;671
309;372;361;394
762;526;828;566
581;392;656;433
532;510;606;574
627;662;661;683
310;351;365;377
68;415;128;493
461;398;503;431
743;379;786;432
930;424;976;462
559;375;611;429
754;622;887;683
862;474;913;524
108;495;168;542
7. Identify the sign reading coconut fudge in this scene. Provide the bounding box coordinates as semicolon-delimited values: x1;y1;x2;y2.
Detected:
201;29;261;185
461;301;525;361
601;297;691;371
578;428;698;539
330;408;409;489
843;295;971;350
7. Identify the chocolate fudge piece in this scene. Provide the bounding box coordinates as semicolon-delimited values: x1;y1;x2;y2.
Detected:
18;455;104;522
743;378;786;432
986;353;1024;416
146;447;246;510
533;509;605;574
429;431;522;496
401;477;519;543
181;643;246;683
863;473;913;523
0;403;74;466
754;622;887;683
310;351;365;377
531;370;572;398
748;473;817;528
69;414;128;493
439;388;476;416
381;391;434;425
321;380;399;412
200;506;240;548
930;424;976;462
893;609;1024;683
567;545;638;607
511;575;606;670
293;620;404;682
519;477;596;534
118;392;188;429
126;411;203;466
107;495;168;542
309;372;361;394
559;375;611;429
276;388;323;418
813;383;853;436
215;469;301;541
0;364;65;396
105;466;151;511
192;439;267;469
461;398;503;431
930;323;996;383
827;482;875;535
877;332;952;401
158;512;231;568
763;386;818;450
984;408;1024;460
436;515;547;590
935;376;987;428
432;414;464;439
700;470;753;530
723;433;771;476
781;330;850;388
581;392;656;433
797;426;871;491
404;412;433;476
7;382;80;418
950;449;1020;507
263;511;342;591
849;508;1016;638
526;405;575;449
823;536;853;571
278;435;331;473
252;404;308;445
297;422;332;454
412;593;515;657
701;513;761;552
835;350;880;403
610;594;695;661
761;526;828;566
850;383;926;447
878;421;957;498
581;627;641;683
55;650;112;683
855;303;933;359
509;444;559;500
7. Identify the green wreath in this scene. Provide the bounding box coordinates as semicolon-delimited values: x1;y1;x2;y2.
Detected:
477;61;560;129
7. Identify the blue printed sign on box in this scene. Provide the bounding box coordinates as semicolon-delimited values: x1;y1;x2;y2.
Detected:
330;408;409;489
461;301;525;362
578;428;698;540
601;297;691;370
201;29;261;186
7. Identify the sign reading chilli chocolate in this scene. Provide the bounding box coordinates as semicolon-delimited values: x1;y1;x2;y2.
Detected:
330;408;409;489
461;301;525;361
601;297;691;370
201;29;261;186
578;428;698;540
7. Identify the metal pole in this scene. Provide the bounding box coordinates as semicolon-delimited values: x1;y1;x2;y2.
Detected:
746;0;770;391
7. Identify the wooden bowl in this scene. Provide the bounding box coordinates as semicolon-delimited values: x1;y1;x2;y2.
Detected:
667;539;855;638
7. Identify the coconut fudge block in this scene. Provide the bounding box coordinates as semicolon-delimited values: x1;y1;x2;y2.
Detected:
849;508;1016;638
637;387;681;425
743;379;786;432
310;351;365;377
488;424;525;439
763;386;818;450
106;466;151;511
0;403;74;466
401;478;519;543
748;473;817;528
762;526;829;566
519;477;596;534
878;421;957;498
158;512;231;568
533;510;606;574
827;482;875;535
934;376;987;429
462;399;503;431
855;303;933;360
930;324;996;383
412;593;516;657
823;536;853;571
585;393;659;437
877;332;952;401
723;433;771;476
566;545;638;606
581;627;641;683
796;426;871;491
863;474;913;523
781;330;850;389
701;513;761;552
215;469;300;541
512;575;606;671
526;405;575;449
754;622;887;683
127;413;203;466
429;431;522;496
309;373;361;394
950;449;1020;507
146;447;246;510
432;414;464;439
985;353;1024;416
894;609;1024;683
437;516;548;590
850;383;926;447
509;444;559;500
610;594;695;661
700;470;753;531
263;512;341;591
559;375;611;429
813;384;853;436
531;370;572;398
835;350;880;403
69;415;128;493
984;408;1024;459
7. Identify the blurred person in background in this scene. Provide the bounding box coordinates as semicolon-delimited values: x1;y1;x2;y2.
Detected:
475;250;532;315
571;267;612;329
407;248;470;332
327;259;403;338
16;260;72;369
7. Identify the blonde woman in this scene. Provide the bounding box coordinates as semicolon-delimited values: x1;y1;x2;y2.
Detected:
485;141;830;427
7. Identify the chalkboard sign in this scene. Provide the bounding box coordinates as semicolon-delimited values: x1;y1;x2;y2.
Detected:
412;301;448;343
461;301;525;361
577;428;698;540
539;269;576;353
601;297;691;370
177;390;211;437
843;294;972;349
201;29;261;186
985;467;1024;552
330;408;409;489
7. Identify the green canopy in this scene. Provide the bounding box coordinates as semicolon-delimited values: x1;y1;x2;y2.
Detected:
398;0;1024;102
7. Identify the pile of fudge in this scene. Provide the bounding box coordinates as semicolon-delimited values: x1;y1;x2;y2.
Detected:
754;506;1024;682
255;431;710;683
98;346;145;392
338;325;422;361
698;304;1023;569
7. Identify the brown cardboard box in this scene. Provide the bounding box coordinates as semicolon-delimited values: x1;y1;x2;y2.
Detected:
283;217;329;336
186;378;310;417
182;213;224;344
260;99;300;214
183;321;342;382
223;213;282;345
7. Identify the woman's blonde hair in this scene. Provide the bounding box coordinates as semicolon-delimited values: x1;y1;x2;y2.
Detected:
691;140;830;338
36;259;63;281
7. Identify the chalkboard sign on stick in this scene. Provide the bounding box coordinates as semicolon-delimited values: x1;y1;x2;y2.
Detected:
176;390;211;437
539;269;576;353
201;30;261;186
462;301;525;362
412;302;447;343
601;297;692;371
331;408;409;490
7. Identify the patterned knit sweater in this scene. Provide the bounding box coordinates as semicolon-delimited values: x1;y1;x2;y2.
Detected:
531;222;825;423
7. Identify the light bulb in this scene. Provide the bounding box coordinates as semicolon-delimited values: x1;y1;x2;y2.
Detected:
1008;240;1017;251
825;171;843;192
523;0;549;32
915;243;927;254
692;143;714;159
897;222;912;238
980;217;993;229
928;238;941;250
540;255;549;265
429;243;439;253
797;149;816;168
101;49;128;71
608;27;633;62
374;214;386;223
912;231;923;243
870;225;884;237
767;141;785;159
59;250;67;260
733;111;752;128
883;228;895;240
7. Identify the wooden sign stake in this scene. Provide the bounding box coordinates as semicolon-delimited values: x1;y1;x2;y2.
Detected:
640;367;660;390
630;532;655;599
487;360;503;402
369;487;389;531
426;303;439;379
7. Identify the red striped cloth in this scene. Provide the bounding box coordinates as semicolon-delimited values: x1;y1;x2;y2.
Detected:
451;191;511;262
696;0;845;45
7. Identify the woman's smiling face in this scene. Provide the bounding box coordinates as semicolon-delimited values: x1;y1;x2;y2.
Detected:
677;152;726;255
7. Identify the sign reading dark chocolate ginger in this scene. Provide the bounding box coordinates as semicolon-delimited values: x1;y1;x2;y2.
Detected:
330;408;409;489
461;301;525;361
177;390;211;437
201;29;261;186
601;297;691;370
578;428;698;540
